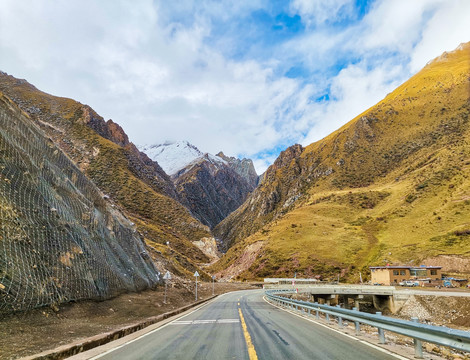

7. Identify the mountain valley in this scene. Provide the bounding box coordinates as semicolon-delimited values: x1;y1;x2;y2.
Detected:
210;42;470;281
140;141;258;228
0;43;469;317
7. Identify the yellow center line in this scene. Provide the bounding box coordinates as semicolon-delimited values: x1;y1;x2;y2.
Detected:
238;308;258;360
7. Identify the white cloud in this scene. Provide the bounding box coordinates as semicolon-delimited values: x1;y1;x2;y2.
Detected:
0;0;469;174
302;61;404;145
359;0;441;54
290;0;356;27
409;0;470;72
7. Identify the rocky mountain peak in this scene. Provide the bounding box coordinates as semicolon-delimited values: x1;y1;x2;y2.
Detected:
139;141;260;229
216;151;259;188
139;141;204;176
80;105;129;147
272;144;303;170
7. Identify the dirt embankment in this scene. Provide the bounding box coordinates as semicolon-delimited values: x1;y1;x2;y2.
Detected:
0;282;257;360
397;295;470;328
424;255;470;274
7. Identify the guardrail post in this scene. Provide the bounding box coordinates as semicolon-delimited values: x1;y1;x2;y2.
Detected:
376;312;385;344
352;307;360;335
325;313;330;323
314;302;320;319
336;305;343;327
411;317;423;359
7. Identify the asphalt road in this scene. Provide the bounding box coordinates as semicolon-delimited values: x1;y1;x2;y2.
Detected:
92;290;402;360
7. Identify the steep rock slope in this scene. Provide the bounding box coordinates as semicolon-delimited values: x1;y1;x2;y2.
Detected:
212;42;470;280
174;153;256;228
141;142;258;228
0;72;212;278
216;152;259;189
0;93;159;314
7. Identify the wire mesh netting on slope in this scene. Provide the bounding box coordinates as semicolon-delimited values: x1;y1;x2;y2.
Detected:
0;95;160;314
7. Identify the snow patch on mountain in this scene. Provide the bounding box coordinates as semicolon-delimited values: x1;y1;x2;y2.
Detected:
139;141;226;176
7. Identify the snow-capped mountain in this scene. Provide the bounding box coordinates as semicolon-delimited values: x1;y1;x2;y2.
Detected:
139;141;207;176
139;140;259;228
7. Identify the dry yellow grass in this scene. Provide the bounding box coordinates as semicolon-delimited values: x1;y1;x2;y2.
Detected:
211;42;470;281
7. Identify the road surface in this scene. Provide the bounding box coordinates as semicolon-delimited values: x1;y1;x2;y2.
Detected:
91;290;402;360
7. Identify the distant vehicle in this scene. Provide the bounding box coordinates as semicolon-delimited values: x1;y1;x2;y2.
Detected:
399;280;419;287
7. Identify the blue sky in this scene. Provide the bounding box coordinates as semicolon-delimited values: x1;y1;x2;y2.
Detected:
1;0;469;173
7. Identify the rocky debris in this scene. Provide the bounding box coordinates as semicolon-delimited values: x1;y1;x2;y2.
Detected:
192;237;222;263
215;241;264;280
397;295;470;328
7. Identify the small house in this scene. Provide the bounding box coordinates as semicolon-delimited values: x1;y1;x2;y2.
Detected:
369;265;442;285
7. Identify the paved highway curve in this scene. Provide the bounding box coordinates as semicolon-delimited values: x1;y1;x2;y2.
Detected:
91;290;403;360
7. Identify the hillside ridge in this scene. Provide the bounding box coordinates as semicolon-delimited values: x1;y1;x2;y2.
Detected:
211;42;470;281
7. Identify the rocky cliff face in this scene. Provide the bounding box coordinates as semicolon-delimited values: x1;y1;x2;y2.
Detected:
140;142;259;229
174;154;256;228
0;72;212;280
216;152;259;188
0;92;160;314
213;144;304;249
211;42;470;280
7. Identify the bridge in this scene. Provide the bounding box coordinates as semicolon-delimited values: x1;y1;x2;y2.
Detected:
264;283;470;313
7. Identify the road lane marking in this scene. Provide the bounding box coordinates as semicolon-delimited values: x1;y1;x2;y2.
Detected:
90;294;229;359
238;308;259;360
263;296;408;360
170;319;240;325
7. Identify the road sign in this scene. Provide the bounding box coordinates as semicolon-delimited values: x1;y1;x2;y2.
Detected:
163;271;171;280
194;271;199;301
163;271;171;304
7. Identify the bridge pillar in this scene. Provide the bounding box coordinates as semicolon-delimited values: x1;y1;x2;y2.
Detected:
373;294;408;313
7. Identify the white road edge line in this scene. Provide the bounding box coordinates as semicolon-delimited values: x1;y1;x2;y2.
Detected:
90;293;230;359
263;296;410;360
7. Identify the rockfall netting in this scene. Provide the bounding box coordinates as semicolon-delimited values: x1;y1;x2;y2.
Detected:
0;95;160;314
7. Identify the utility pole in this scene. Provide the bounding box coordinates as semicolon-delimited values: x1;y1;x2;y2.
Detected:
194;271;199;301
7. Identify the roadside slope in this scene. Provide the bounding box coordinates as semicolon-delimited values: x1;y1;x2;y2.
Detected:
0;72;212;279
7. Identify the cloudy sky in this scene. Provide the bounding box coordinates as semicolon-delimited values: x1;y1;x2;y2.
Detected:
1;0;469;173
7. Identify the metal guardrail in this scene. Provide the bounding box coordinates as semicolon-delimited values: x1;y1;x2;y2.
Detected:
265;290;470;358
263;283;397;295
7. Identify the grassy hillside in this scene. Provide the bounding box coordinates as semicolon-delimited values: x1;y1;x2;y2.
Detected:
211;42;470;281
0;73;212;279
